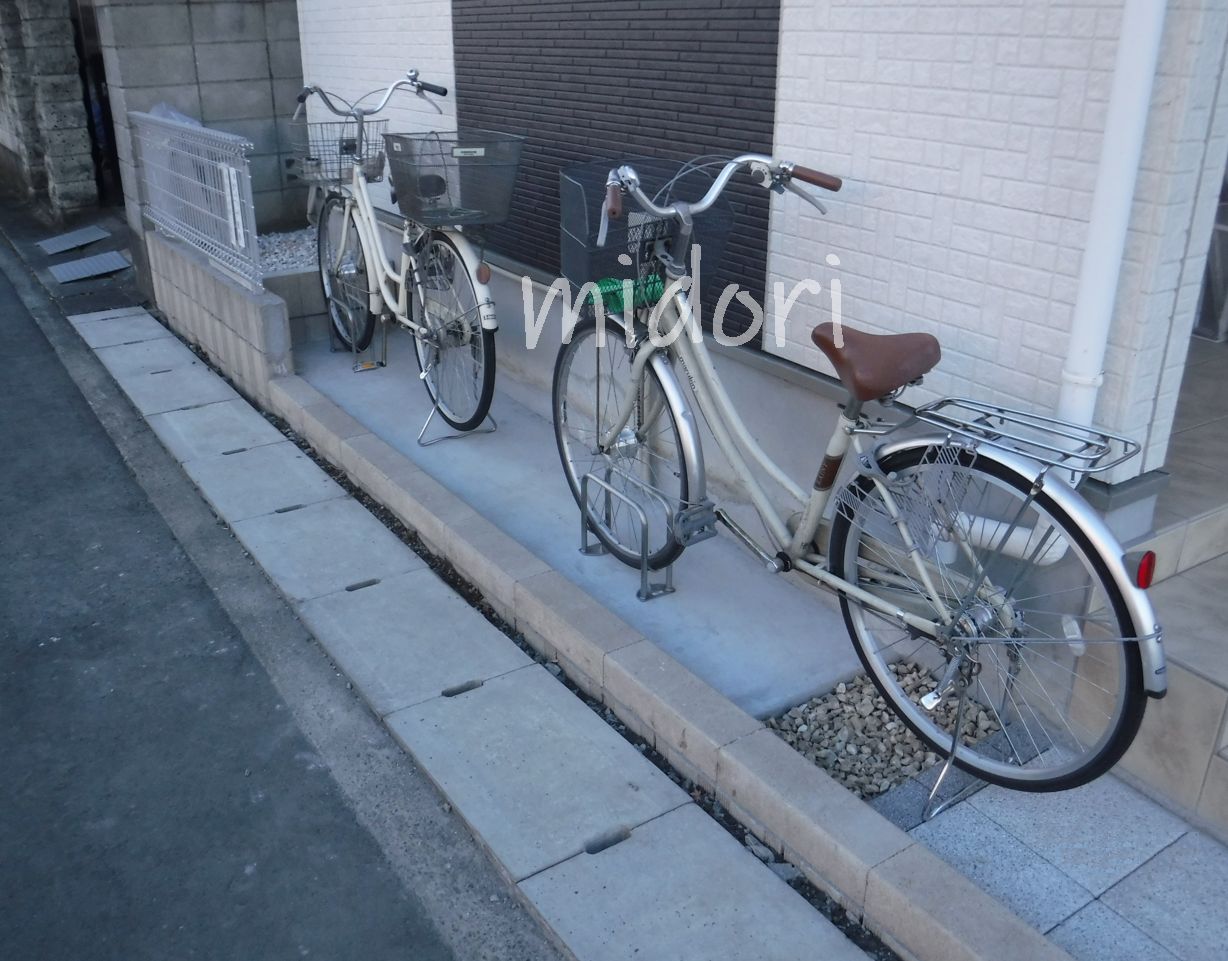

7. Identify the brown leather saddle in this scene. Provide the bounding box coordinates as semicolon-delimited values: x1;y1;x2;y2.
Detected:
811;322;941;402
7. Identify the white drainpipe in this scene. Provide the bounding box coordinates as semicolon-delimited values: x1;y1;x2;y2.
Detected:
1056;0;1167;429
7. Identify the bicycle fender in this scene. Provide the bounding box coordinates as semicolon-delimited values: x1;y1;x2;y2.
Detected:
444;233;499;331
647;349;708;506
873;434;1167;697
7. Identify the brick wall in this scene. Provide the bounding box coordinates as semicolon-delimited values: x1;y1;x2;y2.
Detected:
0;0;98;214
98;0;305;233
766;0;1228;481
450;0;780;338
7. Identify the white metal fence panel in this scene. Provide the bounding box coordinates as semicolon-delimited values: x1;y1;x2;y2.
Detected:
130;111;262;289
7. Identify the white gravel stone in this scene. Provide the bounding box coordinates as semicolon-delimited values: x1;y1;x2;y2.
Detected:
259;228;317;274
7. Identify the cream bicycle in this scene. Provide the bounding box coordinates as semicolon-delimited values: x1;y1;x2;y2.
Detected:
292;71;523;434
552;155;1166;793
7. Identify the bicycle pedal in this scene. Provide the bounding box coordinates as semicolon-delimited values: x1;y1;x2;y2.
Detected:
673;500;718;546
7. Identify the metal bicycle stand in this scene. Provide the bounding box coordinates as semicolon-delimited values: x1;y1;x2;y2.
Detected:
416;405;498;447
579;468;675;602
326;297;389;373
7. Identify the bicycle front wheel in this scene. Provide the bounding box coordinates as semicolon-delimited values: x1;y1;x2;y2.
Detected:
828;444;1145;791
553;309;689;570
410;233;495;431
317;195;376;351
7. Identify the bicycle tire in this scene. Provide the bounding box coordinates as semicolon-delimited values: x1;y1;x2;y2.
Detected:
409;232;496;431
552;308;689;570
828;443;1145;791
317;195;376;352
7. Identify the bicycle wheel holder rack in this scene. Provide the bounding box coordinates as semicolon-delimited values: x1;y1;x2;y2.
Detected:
325;295;388;374
579;467;675;602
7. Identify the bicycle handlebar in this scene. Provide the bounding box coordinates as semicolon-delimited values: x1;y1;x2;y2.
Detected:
296;70;448;120
604;154;841;222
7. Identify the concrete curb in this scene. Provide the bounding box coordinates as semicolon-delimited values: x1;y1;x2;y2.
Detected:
265;373;1073;961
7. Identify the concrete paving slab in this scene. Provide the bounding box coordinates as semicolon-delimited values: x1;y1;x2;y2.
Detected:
386;666;688;881
967;775;1188;895
65;306;147;326
182;441;345;522
233;497;424;602
520;803;869;961
148;398;287;462
74;311;172;349
1101;831;1228;961
1048;901;1179;961
95;335;202;378
715;729;913;916
865;842;1075;961
296;336;859;717
910;804;1093;932
115;366;241;416
298;569;532;716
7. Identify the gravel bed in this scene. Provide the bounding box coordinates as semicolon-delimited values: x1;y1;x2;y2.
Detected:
259;227;316;274
767;665;1001;800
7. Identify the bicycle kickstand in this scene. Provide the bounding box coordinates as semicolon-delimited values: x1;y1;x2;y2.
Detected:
416;403;498;447
922;674;983;821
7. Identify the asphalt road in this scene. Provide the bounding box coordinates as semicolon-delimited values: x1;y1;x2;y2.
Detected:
0;232;560;961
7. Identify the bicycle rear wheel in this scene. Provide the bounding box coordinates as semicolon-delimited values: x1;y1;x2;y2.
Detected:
410;233;495;431
828;443;1145;791
317;195;376;351
552;309;688;570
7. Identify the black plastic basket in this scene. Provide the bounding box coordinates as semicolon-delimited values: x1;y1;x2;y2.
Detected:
384;129;524;227
289;119;388;183
559;158;733;312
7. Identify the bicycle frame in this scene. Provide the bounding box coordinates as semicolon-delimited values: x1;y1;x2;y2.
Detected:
595;286;1166;693
328;159;498;336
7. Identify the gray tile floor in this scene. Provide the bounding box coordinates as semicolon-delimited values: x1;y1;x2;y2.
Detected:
898;773;1228;961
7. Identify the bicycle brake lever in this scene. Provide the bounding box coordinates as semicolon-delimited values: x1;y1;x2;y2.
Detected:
785;179;827;215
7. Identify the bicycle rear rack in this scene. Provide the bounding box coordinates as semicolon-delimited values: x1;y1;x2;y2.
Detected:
910;397;1141;477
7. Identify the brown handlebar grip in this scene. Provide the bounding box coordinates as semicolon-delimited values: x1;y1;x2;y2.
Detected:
605;183;623;219
790;165;842;192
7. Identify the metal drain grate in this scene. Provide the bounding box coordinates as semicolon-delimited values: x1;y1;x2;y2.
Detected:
48;250;131;284
36;225;110;255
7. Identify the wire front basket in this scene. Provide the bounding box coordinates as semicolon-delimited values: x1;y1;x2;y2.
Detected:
559;158;733;313
289;119;388;183
384;129;524;227
911;397;1141;476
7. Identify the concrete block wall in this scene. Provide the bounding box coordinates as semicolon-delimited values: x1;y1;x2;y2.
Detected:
145;229;292;409
97;0;306;234
0;0;98;214
766;0;1228;483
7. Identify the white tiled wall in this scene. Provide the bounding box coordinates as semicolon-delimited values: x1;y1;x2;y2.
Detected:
296;0;457;207
295;0;1228;484
1116;0;1228;473
767;0;1228;481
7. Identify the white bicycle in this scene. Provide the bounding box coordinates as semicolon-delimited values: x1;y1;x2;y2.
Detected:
292;71;523;432
553;154;1167;793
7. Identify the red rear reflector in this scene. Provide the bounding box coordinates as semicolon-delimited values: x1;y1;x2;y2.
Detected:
1136;550;1156;589
476;262;492;284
